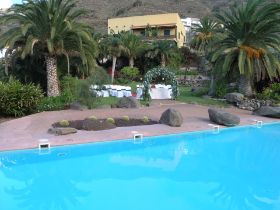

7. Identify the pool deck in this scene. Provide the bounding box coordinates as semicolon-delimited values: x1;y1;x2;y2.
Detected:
0;102;279;152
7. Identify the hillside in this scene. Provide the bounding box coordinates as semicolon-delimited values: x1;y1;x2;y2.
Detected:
75;0;278;33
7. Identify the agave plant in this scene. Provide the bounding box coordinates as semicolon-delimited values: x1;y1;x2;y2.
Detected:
212;0;280;96
0;0;98;96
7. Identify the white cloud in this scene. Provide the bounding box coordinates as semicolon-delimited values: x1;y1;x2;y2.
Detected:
0;0;12;9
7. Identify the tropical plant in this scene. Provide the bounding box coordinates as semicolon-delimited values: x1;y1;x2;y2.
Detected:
0;0;98;97
100;35;124;83
212;0;280;97
191;16;221;54
120;67;139;80
0;80;43;116
146;40;178;67
259;83;280;102
191;16;222;96
120;32;146;67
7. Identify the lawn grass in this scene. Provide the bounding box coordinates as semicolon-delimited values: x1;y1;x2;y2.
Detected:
92;84;228;108
92;97;118;108
177;86;229;107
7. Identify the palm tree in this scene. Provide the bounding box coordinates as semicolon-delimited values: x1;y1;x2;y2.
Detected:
101;35;124;83
0;0;97;96
212;0;280;96
120;32;145;67
191;16;221;54
191;16;222;96
146;40;177;67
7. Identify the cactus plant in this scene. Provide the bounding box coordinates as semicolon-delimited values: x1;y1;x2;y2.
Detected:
88;115;97;121
106;118;115;124
122;115;130;121
59;120;70;127
142;116;149;123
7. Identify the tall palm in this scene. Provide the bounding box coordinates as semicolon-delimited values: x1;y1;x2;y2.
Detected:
120;32;146;67
212;0;280;96
191;16;221;95
191;16;221;54
101;35;124;83
146;40;177;67
0;0;97;96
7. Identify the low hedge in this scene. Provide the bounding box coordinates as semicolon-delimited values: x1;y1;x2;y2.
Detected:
0;80;43;117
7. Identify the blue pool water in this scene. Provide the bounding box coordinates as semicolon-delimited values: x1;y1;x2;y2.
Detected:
0;123;280;210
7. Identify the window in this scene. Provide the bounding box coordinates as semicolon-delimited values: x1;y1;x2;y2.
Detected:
140;30;145;36
164;29;171;37
178;32;180;39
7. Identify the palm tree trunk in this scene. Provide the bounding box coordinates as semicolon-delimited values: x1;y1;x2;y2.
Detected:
161;54;166;67
239;75;253;97
208;73;215;96
129;57;134;67
46;55;60;97
111;56;117;83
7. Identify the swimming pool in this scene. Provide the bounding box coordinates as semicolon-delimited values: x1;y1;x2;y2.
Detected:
0;122;280;210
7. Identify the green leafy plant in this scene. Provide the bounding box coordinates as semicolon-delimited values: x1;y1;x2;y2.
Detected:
215;82;227;98
191;87;209;97
106;118;115;124
122;116;130;121
120;67;140;81
0;80;43;117
259;83;280;102
37;92;74;112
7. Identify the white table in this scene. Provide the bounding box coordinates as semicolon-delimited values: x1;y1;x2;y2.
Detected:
136;84;172;99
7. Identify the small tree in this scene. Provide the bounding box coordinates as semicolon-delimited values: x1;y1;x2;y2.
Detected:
120;32;146;67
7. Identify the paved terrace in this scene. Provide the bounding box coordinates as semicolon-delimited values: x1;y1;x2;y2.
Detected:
0;102;279;152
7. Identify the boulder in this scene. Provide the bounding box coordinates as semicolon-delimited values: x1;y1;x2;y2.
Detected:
48;127;77;135
116;97;140;108
160;108;183;127
208;108;240;126
253;106;280;118
225;92;244;104
70;102;87;111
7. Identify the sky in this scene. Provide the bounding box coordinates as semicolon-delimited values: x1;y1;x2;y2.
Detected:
0;0;22;9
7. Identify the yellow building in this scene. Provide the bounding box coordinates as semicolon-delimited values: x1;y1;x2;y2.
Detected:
108;13;186;47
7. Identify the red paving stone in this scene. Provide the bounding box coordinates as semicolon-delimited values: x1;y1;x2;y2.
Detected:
0;103;279;152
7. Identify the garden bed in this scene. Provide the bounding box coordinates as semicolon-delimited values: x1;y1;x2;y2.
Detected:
52;118;158;132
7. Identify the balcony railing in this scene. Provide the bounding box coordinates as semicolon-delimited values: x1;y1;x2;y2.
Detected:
138;35;176;40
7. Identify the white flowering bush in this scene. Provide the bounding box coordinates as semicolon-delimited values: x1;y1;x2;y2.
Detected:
142;67;178;100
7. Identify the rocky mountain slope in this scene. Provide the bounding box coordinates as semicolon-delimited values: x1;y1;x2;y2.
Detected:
75;0;280;33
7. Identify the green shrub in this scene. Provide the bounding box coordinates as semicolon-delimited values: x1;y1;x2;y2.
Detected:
106;118;115;124
142;116;149;123
215;82;227;98
75;67;110;108
61;76;78;100
59;120;70;127
122;115;130;121
120;67;140;80
259;83;280;102
115;77;130;85
87;66;110;86
0;80;43;117
37;92;73;112
191;87;209;97
75;79;97;109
